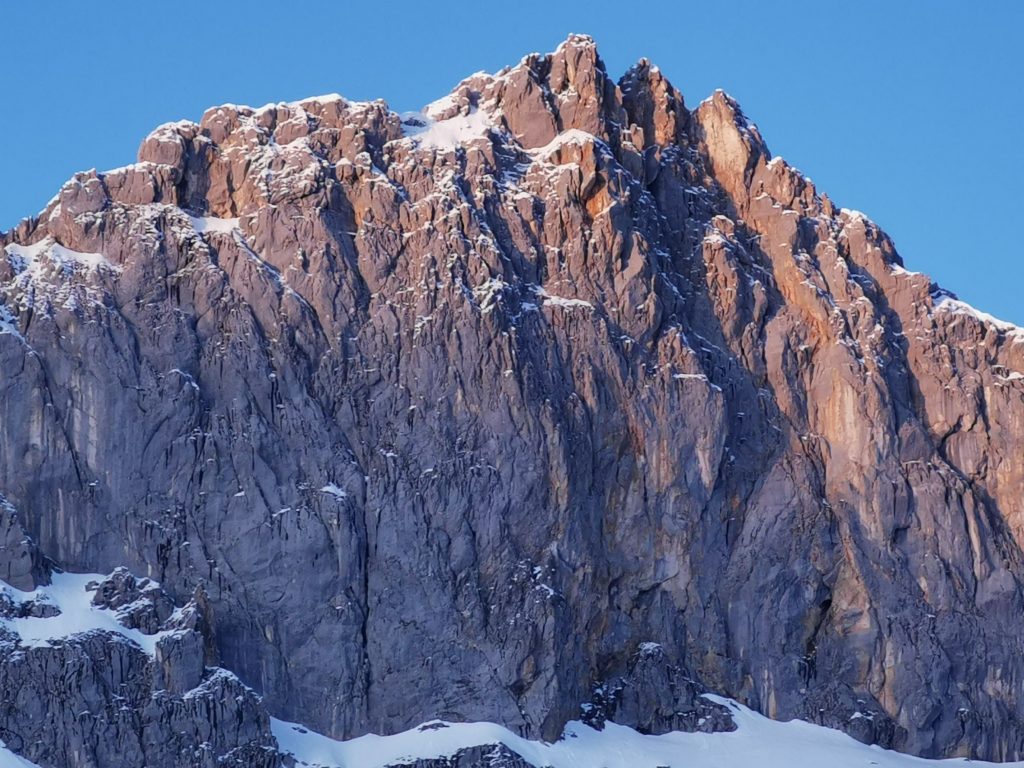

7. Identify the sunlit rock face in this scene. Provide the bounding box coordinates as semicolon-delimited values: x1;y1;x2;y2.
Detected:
3;33;1024;764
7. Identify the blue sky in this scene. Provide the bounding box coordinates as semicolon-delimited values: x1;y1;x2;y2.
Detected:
2;1;1021;320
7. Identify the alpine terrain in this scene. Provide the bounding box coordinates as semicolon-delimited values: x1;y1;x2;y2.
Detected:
2;35;1024;767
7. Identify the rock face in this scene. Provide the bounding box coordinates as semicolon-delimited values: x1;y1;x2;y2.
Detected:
580;643;736;736
0;494;49;591
2;34;1024;764
383;745;534;768
0;562;280;767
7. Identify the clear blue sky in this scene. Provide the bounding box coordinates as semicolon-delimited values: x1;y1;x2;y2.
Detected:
3;1;1021;321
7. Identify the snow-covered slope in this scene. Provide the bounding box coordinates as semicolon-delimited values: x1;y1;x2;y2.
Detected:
273;702;1024;768
0;744;39;768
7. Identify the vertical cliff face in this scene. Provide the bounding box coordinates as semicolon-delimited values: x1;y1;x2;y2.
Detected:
2;34;1024;765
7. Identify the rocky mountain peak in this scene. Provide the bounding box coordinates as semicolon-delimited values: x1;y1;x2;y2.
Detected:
693;89;770;207
619;56;689;150
2;34;1024;767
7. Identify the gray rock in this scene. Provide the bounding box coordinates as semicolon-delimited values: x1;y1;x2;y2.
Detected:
0;630;280;768
582;643;735;736
0;494;48;591
0;562;281;768
1;33;1023;763
89;566;175;633
384;743;535;768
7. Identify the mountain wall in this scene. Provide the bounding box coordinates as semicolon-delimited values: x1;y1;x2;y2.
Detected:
3;35;1024;765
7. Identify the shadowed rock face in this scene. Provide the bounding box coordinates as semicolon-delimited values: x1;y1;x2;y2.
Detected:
0;529;279;768
2;33;1024;762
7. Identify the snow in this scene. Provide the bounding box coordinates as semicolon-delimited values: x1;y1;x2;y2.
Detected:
400;104;494;150
532;286;593;310
168;368;200;392
0;742;39;768
472;276;509;314
702;231;732;248
4;239;117;274
189;215;241;234
528;128;600;158
295;93;345;105
4;567;1015;768
0;571;181;656
2;238;120;312
932;292;1022;334
0;303;21;340
422;94;458;118
889;264;922;278
320;484;348;499
271;695;1012;768
146;119;197;139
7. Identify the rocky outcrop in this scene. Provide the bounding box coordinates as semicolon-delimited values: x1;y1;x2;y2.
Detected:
384;745;534;768
0;494;49;592
0;557;280;768
2;33;1024;763
581;643;735;736
0;644;278;768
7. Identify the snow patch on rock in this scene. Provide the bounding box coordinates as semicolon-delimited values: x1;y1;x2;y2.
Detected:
4;240;117;275
932;292;1021;334
0;571;181;655
528;128;601;158
319;484;348;500
2;238;120;313
0;304;22;340
532;285;594;310
189;215;241;234
401;103;495;151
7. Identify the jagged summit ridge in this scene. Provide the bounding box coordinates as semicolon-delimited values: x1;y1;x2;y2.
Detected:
3;35;1024;767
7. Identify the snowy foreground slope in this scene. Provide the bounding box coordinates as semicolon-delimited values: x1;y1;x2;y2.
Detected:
0;572;1020;768
274;707;1024;768
0;747;38;768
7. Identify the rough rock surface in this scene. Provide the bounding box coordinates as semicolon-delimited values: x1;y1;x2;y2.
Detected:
2;34;1024;763
581;643;736;736
383;744;534;768
0;561;280;767
0;494;49;591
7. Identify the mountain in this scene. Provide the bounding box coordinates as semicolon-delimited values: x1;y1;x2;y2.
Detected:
2;34;1024;767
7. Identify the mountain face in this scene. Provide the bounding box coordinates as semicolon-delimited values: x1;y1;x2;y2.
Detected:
2;34;1024;767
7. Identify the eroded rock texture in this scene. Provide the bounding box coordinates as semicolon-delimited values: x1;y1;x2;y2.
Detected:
2;34;1024;762
0;561;279;767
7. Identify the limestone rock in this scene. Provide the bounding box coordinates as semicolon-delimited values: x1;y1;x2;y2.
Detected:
1;34;1023;763
0;494;48;591
582;643;736;736
384;744;534;768
0;567;280;768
